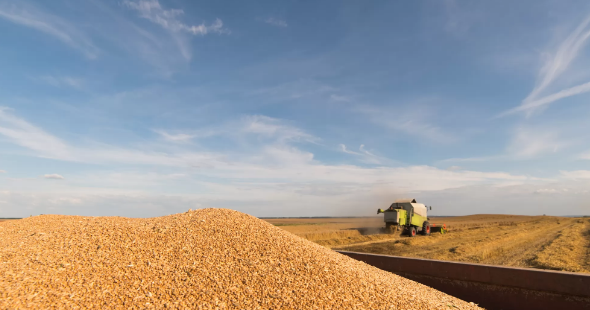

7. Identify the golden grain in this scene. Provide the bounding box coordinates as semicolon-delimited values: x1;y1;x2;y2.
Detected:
531;219;590;272
0;209;481;309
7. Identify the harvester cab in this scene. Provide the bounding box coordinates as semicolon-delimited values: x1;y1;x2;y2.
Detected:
377;199;447;237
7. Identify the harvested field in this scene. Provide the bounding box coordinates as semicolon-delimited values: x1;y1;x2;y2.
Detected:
266;215;590;273
265;217;393;247
0;209;481;309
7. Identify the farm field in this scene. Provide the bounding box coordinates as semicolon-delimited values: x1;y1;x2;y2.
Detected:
265;215;590;273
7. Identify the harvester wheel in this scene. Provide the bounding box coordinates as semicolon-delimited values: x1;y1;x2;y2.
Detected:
408;227;417;237
422;221;431;236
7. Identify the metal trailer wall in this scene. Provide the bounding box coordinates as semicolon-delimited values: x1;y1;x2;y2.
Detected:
337;251;590;310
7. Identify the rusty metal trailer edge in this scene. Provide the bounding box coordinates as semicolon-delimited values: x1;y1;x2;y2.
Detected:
337;251;590;310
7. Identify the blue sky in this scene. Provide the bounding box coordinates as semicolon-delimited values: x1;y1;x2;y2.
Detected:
1;0;590;217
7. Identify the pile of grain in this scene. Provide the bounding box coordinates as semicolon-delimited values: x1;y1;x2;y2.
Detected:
0;209;481;309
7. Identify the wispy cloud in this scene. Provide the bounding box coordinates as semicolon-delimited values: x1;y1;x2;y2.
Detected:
440;124;573;163
442;126;570;162
1;109;568;217
0;170;6;173
510;80;590;114
507;127;569;158
248;79;336;102
242;115;318;144
153;130;196;142
37;75;83;88
339;144;359;155
505;15;590;115
560;170;590;179
154;115;318;145
0;108;222;167
0;109;320;169
123;0;229;35
43;174;64;180
0;107;72;159
264;17;287;28
358;104;455;143
121;0;228;63
329;94;350;102
438;156;502;163
339;144;390;165
577;150;590;160
0;108;532;191
80;0;190;75
0;2;98;58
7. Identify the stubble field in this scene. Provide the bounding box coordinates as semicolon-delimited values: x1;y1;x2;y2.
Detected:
265;215;590;273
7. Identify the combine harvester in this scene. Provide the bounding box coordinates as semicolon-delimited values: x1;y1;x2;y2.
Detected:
346;198;590;309
377;198;447;236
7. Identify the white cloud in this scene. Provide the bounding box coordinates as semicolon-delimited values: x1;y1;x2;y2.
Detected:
339;144;360;155
438;156;503;163
3;109;581;217
120;0;228;65
243;115;318;143
48;197;82;204
441;124;575;163
340;144;386;165
359;145;374;156
43;174;64;180
534;188;561;194
0;109;320;169
0;1;225;75
560;170;590;179
420;182;590;216
512;81;590;114
258;145;314;167
505;15;590;115
264;17;287;28
0;108;223;167
37;75;83;88
0;170;5;173
154;130;196;142
1;109;532;193
78;0;192;75
0;110;531;188
0;107;72;160
532;187;588;195
506;127;568;158
358;104;455;143
0;2;98;58
154;115;319;145
579;151;590;160
123;0;229;35
1;163;550;217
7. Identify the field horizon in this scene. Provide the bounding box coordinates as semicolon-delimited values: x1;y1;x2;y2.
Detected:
265;214;590;274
